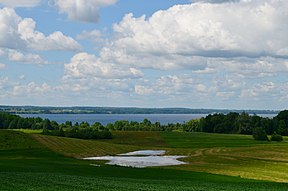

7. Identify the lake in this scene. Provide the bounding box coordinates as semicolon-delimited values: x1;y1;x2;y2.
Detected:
19;114;207;125
19;113;276;126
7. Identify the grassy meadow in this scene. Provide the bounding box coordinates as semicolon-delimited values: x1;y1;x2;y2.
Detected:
1;130;288;190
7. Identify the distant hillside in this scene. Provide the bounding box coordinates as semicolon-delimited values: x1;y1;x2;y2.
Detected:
0;105;279;115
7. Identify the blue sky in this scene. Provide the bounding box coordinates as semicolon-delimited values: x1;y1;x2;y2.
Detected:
0;0;288;110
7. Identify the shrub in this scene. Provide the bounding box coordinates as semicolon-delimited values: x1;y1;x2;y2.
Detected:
252;127;268;141
270;133;283;142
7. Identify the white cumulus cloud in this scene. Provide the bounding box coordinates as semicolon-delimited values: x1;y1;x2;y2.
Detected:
134;75;196;96
94;0;288;72
0;7;81;51
0;8;26;49
18;17;81;51
8;50;47;65
54;0;117;23
64;52;143;80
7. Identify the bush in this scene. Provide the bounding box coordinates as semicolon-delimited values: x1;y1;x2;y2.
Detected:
270;133;283;142
253;127;268;141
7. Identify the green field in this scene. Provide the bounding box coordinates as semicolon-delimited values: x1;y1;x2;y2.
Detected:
1;130;288;190
162;132;288;148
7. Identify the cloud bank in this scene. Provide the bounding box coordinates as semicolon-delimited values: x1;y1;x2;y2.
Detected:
101;0;288;72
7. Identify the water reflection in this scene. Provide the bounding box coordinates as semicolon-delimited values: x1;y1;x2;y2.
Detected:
83;150;187;168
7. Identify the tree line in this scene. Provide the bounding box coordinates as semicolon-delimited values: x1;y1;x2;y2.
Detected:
196;111;288;136
0;112;112;140
104;110;288;137
1;110;288;141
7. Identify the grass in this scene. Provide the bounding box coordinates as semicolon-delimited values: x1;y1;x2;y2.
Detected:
1;130;288;190
11;129;43;134
160;132;288;182
0;130;43;150
107;131;166;147
32;134;140;158
161;132;287;148
32;131;167;158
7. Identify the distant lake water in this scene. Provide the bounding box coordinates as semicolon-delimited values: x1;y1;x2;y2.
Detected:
19;113;276;126
19;114;207;125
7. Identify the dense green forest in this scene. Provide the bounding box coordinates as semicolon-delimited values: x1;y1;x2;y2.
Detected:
1;110;288;140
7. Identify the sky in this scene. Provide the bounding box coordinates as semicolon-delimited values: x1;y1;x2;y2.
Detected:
0;0;288;110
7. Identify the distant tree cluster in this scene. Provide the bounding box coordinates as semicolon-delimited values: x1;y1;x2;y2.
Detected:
106;119;162;131
105;118;197;132
0;112;47;130
0;112;112;140
197;111;288;141
44;121;112;139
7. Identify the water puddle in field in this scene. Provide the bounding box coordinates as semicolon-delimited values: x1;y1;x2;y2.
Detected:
118;150;166;156
83;150;187;168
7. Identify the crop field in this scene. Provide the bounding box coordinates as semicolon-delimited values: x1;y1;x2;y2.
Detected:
161;132;288;182
1;130;288;190
161;131;288;148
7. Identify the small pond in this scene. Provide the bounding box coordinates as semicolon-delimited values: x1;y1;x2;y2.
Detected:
83;150;187;168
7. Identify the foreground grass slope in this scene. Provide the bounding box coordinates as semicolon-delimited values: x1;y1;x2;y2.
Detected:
1;130;288;190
